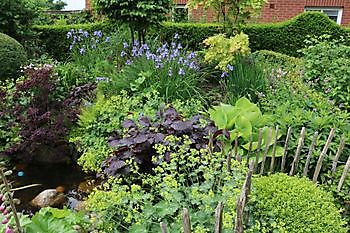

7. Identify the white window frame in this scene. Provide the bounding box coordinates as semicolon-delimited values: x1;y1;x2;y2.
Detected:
172;4;189;22
305;7;343;25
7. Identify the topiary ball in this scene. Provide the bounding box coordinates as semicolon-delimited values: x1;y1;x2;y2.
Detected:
0;33;27;80
247;173;347;233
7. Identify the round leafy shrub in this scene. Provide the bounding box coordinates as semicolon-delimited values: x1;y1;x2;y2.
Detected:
247;173;347;233
0;33;27;79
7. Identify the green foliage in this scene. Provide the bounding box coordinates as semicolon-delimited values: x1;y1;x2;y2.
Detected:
302;39;350;110
322;167;350;227
260;69;350;181
187;0;267;33
87;136;247;232
100;39;204;103
158;22;223;50
92;0;172;43
247;173;347;233
222;55;267;104
33;22;113;61
203;32;250;70
0;0;38;41
0;33;27;80
70;91;203;172
209;97;282;163
25;207;91;233
0;81;21;153
159;12;350;56
35;11;95;26
253;50;302;70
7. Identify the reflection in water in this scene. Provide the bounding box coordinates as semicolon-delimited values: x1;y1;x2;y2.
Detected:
10;163;91;213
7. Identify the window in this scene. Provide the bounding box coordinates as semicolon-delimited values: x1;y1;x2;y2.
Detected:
305;7;343;24
173;4;188;22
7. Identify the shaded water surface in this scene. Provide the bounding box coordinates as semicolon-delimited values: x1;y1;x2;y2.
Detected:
10;163;91;213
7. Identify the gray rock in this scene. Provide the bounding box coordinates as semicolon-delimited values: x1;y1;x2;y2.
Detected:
30;189;66;208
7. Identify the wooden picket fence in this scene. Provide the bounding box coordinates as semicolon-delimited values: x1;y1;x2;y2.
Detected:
159;127;350;233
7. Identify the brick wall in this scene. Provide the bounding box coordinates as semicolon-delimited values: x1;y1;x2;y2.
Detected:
260;0;350;25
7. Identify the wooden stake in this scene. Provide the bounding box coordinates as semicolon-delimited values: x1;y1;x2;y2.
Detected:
289;127;306;176
260;128;272;175
332;136;346;174
254;129;263;173
182;208;191;233
313;128;335;183
234;161;254;233
281;127;292;172
160;222;168;233
303;131;318;177
269;126;279;173
247;133;253;162
337;155;350;192
235;132;241;162
214;202;224;233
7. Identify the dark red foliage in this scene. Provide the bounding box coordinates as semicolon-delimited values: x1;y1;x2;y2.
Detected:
102;107;220;178
2;66;96;160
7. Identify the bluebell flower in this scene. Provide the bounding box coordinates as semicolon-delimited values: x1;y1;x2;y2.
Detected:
67;31;73;39
174;33;179;39
96;39;100;44
187;52;196;60
120;50;127;57
83;31;89;38
79;48;85;55
93;30;103;38
123;42;129;48
221;72;228;78
69;45;73;50
227;64;234;71
177;43;183;50
132;47;138;57
178;57;184;64
78;29;83;34
188;61;197;70
168;68;173;76
96;77;107;82
105;37;110;42
178;68;185;76
125;60;132;65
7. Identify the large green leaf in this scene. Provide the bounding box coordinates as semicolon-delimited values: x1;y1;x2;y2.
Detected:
235;115;252;140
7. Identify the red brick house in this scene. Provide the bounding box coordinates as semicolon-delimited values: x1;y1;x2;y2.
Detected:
85;0;350;25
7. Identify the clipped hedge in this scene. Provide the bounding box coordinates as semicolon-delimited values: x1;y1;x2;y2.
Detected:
33;22;115;60
248;174;347;233
159;12;350;56
0;33;27;80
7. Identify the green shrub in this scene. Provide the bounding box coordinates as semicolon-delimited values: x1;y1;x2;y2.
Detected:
302;40;350;110
248;173;347;233
0;33;27;79
33;22;114;60
253;50;301;70
87;136;246;232
70;90;204;172
159;12;350;56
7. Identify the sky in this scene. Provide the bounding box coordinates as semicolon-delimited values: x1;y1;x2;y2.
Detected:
63;0;85;11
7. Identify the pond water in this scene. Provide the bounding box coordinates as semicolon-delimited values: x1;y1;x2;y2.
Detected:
10;163;92;213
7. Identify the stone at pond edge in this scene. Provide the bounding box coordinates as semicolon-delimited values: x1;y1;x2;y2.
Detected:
30;189;67;208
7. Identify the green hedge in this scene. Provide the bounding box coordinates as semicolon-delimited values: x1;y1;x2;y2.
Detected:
159;12;350;56
33;22;115;61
